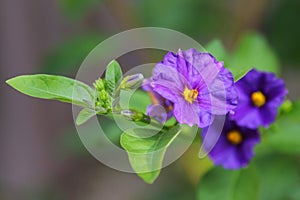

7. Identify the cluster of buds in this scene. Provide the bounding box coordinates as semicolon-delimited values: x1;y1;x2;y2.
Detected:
93;73;144;114
93;78;111;113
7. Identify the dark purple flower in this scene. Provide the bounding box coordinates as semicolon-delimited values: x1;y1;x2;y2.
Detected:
202;116;260;169
148;48;238;127
142;79;173;123
231;69;287;129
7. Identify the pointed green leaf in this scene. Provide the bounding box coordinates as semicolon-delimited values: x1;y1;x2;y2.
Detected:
228;32;279;80
229;66;253;82
76;108;97;125
205;39;227;62
120;125;181;184
205;39;251;82
197;166;259;200
105;60;123;94
6;74;94;107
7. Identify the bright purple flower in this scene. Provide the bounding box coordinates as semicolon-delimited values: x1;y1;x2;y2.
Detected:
231;69;287;129
142;79;173;123
202;116;260;169
148;48;238;127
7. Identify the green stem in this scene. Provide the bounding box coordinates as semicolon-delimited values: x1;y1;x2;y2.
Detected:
138;116;171;131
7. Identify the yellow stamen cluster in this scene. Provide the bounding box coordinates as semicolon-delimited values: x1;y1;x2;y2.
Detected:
226;130;242;145
183;86;198;103
251;91;266;107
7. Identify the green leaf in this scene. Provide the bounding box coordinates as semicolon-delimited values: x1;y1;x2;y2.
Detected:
120;125;181;184
76;108;96;125
197;166;260;200
228;32;280;78
6;74;94;107
205;39;227;62
228;65;253;82
204;38;251;81
105;60;123;95
257;101;300;155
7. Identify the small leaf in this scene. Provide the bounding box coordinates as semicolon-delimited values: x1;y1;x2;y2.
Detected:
228;32;280;79
197;166;260;200
105;60;123;94
205;39;227;62
6;74;94;107
120;125;181;184
76;108;96;125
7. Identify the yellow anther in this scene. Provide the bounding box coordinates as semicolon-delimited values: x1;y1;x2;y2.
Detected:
183;86;198;103
227;130;242;145
251;91;266;107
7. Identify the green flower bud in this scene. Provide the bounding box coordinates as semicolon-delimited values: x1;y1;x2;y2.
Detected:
99;90;109;101
120;74;144;90
93;88;112;111
95;101;101;107
121;109;147;122
280;99;293;114
93;78;105;91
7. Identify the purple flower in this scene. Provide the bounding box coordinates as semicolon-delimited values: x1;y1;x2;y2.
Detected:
202;116;260;169
142;79;173;123
148;48;238;128
231;69;287;129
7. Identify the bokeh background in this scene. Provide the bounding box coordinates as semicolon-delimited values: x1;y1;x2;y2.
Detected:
1;0;300;199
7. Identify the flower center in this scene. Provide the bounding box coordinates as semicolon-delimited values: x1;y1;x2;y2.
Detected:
251;91;266;107
183;86;198;103
226;130;242;145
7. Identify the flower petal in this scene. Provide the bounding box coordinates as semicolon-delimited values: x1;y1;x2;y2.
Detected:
172;98;200;126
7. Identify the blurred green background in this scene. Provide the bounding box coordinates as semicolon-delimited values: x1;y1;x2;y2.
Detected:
1;0;300;199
